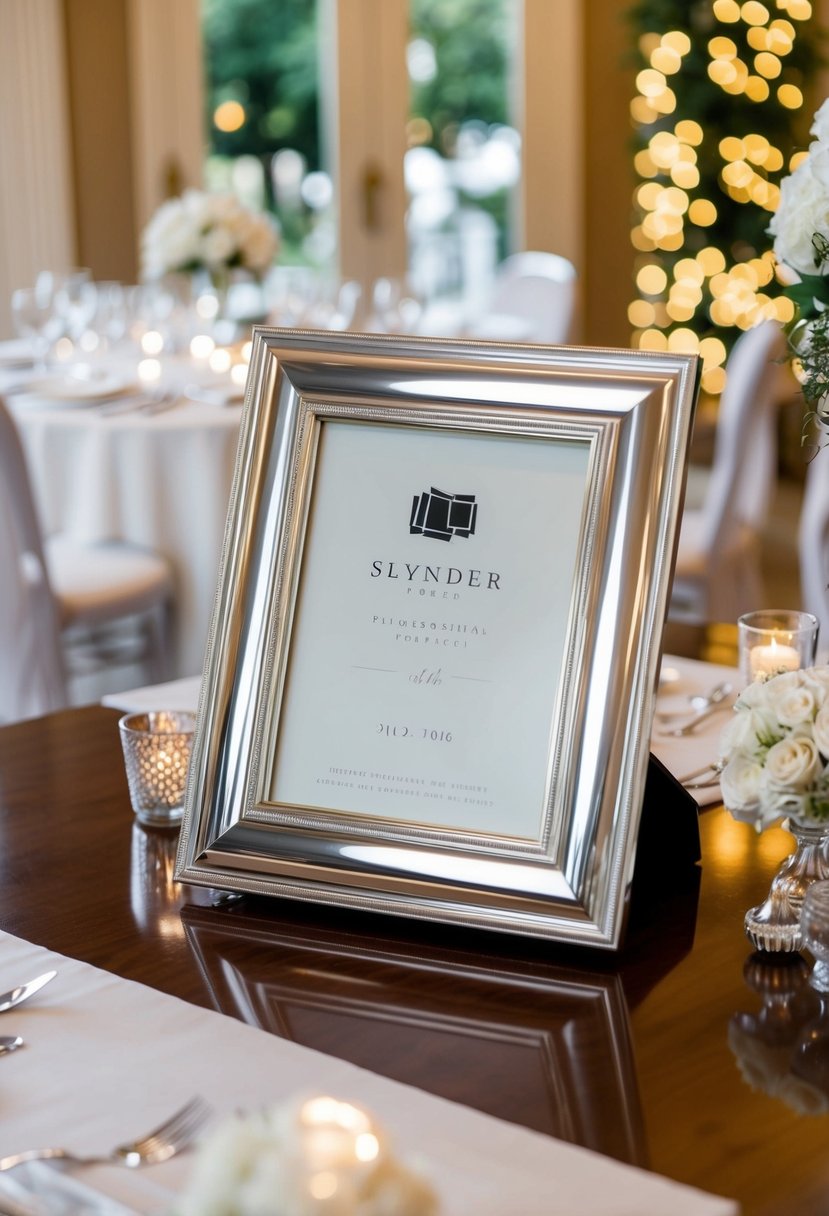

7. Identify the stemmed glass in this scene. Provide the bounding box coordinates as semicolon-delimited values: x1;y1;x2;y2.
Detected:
89;281;128;352
10;286;63;371
265;266;318;327
367;276;422;334
305;277;363;330
53;275;98;345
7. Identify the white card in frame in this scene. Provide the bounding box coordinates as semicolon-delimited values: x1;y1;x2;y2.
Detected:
176;330;699;950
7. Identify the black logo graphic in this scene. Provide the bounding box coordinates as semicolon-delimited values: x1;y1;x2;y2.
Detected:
410;488;477;542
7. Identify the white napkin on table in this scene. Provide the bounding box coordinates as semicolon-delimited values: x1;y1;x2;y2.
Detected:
102;676;201;715
652;654;738;807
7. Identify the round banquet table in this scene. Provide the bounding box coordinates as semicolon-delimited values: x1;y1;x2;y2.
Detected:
8;386;241;677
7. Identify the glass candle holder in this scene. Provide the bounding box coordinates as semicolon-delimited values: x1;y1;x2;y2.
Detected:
118;711;196;828
737;609;818;686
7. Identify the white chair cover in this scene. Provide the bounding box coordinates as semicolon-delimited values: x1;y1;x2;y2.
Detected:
466;251;577;345
0;397;67;722
670;320;785;623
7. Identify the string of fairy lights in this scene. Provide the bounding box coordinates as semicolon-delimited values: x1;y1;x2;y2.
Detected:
629;0;818;395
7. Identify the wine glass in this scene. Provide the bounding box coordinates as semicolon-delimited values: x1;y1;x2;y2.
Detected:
53;276;98;345
10;285;63;370
367;276;422;334
89;281;128;352
306;277;363;330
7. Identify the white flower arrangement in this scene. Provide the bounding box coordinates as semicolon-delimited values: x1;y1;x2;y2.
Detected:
718;667;829;831
141;190;279;282
174;1095;439;1216
768;99;829;411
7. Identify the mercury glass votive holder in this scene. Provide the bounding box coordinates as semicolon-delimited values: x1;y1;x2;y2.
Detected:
118;711;196;828
737;609;818;686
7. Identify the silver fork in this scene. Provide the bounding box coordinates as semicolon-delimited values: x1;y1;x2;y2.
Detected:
0;1095;211;1172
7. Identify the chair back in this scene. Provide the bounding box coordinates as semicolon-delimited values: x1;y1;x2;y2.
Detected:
697;319;785;557
0;396;67;721
473;251;577;345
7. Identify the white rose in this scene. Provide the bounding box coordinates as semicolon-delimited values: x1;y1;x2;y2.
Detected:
761;670;807;718
720;753;763;819
758;779;809;825
774;684;818;728
763;732;821;789
735;678;775;711
811;98;829;144
812;705;829;758
768;158;829;276
201;224;237;268
175;1099;437;1216
808;142;829;197
141;197;204;276
241;217;280;272
718;706;781;761
182;189;212;226
803;666;829;704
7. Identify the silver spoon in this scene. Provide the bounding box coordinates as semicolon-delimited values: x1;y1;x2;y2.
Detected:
0;1036;24;1056
0;971;56;1014
656;681;732;723
690;681;733;711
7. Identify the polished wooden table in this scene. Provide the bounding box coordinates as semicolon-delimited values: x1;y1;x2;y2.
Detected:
0;705;825;1216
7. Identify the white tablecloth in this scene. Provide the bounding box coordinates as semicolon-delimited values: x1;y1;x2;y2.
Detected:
6;366;241;677
0;931;736;1216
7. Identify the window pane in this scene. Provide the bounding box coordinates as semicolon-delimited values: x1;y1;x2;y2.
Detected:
201;0;330;268
407;0;520;304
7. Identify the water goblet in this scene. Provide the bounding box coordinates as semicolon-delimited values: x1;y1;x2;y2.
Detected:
53;276;98;345
10;285;62;370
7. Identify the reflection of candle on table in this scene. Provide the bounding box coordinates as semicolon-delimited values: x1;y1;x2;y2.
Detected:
749;636;801;680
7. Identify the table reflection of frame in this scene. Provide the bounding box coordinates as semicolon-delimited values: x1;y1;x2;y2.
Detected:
182;905;646;1164
176;331;698;949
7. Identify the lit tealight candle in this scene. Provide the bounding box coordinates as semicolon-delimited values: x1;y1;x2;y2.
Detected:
138;357;162;384
209;347;232;374
190;333;215;360
749;636;801;680
141;329;164;356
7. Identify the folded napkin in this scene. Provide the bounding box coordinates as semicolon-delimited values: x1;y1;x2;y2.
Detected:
0;932;737;1216
102;676;201;715
652;654;737;808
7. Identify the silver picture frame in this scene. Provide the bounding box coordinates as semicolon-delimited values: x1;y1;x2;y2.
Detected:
176;329;698;949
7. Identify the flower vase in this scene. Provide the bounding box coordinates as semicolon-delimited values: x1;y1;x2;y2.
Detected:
744;819;829;953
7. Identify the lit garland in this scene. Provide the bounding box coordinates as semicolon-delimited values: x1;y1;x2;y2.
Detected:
628;0;823;395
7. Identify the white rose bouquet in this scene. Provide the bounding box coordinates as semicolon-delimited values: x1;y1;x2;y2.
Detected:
174;1095;438;1216
718;666;829;831
141;190;279;283
768;99;829;413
